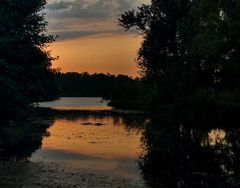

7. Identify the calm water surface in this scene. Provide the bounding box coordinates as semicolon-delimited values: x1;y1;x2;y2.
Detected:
31;115;143;180
38;97;112;110
35;98;144;184
1;97;240;187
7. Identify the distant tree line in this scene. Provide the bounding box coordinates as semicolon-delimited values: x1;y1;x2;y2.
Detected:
114;0;240;112
2;0;240;121
55;72;139;102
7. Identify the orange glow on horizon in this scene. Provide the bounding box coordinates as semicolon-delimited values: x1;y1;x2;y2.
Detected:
50;33;142;77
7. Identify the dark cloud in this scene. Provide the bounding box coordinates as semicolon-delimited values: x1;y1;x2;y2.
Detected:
47;0;134;19
46;0;148;40
46;1;72;10
50;30;123;41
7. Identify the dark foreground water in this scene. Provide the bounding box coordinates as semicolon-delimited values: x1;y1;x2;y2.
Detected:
1;98;240;187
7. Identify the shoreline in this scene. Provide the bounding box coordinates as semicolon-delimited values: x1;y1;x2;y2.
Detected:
0;160;146;188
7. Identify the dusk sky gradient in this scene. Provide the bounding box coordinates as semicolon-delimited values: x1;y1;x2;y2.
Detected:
46;0;149;77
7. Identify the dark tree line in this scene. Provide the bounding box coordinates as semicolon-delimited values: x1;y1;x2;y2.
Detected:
55;72;139;101
1;0;239;119
116;0;240;111
0;0;57;122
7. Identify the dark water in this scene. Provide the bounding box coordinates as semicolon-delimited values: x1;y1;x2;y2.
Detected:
1;98;240;187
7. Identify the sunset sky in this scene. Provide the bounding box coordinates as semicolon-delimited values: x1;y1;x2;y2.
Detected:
46;0;149;77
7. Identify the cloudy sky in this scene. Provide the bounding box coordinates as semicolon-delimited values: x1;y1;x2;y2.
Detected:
46;0;149;77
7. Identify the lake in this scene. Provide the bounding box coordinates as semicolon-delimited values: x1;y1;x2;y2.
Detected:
31;113;143;183
37;97;112;110
1;97;240;187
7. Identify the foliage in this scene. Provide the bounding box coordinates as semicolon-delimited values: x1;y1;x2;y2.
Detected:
56;72;138;99
117;0;240;111
0;0;58;122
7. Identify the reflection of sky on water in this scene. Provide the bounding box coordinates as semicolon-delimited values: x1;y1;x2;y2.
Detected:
37;97;112;110
2;99;240;187
31;115;142;180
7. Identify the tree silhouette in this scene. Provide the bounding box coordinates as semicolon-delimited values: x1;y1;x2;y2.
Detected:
118;0;240;110
0;0;57;122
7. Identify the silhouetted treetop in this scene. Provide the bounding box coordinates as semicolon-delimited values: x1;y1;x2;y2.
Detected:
0;0;57;121
56;72;138;99
117;0;240;111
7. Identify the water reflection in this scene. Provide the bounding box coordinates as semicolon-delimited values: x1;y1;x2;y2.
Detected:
0;119;53;160
37;97;112;110
139;118;240;188
32;110;145;181
1;109;240;187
